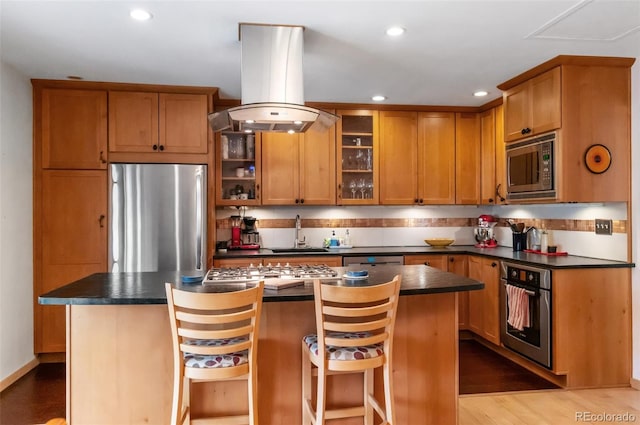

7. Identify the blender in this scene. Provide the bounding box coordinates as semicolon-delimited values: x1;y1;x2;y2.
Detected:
474;214;498;248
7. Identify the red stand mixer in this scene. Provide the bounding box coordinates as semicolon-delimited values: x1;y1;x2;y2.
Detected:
474;214;498;248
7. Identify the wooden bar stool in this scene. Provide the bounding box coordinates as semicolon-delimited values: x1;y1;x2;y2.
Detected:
165;281;264;425
301;275;401;425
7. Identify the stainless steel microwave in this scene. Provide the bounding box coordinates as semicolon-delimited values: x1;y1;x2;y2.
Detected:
506;132;556;200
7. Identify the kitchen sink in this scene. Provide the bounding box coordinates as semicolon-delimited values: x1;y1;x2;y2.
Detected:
270;247;329;253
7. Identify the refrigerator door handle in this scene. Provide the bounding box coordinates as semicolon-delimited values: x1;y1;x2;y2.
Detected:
196;169;204;271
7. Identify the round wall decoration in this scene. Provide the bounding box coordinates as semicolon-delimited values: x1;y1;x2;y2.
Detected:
584;144;612;174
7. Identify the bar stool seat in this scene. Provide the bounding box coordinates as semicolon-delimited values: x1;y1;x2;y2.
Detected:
301;275;401;425
165;281;264;425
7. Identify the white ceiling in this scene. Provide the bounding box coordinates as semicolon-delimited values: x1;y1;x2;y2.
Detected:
1;0;639;107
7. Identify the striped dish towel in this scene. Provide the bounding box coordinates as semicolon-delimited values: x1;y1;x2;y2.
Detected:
506;284;530;331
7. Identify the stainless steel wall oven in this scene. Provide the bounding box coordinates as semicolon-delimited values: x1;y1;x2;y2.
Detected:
500;261;552;369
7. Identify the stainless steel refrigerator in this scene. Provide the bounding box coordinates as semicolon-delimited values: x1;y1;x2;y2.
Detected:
109;163;207;273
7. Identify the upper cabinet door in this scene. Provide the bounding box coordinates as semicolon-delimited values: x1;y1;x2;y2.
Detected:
300;122;336;205
503;67;561;142
455;113;480;205
41;89;107;169
529;67;561;136
159;93;209;154
337;110;379;205
261;132;301;205
379;111;418;205
418;112;456;205
480;108;496;205
108;91;159;153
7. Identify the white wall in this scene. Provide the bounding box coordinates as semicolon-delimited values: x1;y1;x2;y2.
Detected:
0;60;35;382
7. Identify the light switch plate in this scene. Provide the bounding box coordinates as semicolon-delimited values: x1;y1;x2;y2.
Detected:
595;219;613;235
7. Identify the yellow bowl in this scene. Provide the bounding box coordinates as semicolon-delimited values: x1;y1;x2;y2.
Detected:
424;238;455;247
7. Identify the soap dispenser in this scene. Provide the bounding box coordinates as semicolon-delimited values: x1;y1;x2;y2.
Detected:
343;229;351;247
330;230;339;247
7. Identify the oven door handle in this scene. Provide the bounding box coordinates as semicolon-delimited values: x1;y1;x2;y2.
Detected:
501;280;536;297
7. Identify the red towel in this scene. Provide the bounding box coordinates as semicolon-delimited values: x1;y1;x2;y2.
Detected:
506;284;530;331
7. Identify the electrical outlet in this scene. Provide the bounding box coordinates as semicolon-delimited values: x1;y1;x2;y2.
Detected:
595;219;613;235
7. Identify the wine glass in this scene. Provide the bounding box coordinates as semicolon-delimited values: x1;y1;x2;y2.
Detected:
348;180;357;199
357;178;366;199
366;180;374;199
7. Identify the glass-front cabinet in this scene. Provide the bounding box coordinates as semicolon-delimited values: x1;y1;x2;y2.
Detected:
216;132;261;206
337;110;379;204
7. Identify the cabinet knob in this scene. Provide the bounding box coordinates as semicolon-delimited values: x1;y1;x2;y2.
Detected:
449;257;454;262
300;199;305;204
414;199;419;203
419;198;423;204
99;214;105;228
99;151;106;164
488;198;494;203
159;145;165;151
424;262;430;266
152;144;158;151
491;262;497;267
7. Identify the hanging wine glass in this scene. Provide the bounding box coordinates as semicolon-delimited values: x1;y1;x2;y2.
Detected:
357;178;366;199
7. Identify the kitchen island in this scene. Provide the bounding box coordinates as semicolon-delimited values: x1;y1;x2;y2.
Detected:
40;264;483;425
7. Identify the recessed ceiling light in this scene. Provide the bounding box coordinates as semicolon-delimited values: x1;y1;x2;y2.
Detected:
287;129;296;134
293;120;303;125
130;9;152;21
386;26;405;37
372;95;386;102
244;129;253;133
245;119;255;124
473;90;489;97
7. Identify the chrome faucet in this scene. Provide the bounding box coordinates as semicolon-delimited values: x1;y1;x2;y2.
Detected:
294;214;306;248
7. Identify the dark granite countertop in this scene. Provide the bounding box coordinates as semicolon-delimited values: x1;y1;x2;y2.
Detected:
216;245;634;269
38;265;483;306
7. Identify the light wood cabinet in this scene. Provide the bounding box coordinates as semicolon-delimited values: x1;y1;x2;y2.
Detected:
479;107;507;205
261;122;336;205
404;254;469;328
216;133;261;206
109;91;208;154
493;104;507;204
467;256;500;345
455;113;480;205
213;256;342;268
379;111;418;204
379;111;456;205
337;110;379;204
503;67;561;142
41;88;108;169
35;170;107;353
499;57;633;203
419;112;456;205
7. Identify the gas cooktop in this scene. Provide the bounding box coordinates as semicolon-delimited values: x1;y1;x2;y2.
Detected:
203;263;339;284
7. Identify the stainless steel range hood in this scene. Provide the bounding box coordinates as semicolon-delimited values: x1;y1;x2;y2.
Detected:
208;23;338;133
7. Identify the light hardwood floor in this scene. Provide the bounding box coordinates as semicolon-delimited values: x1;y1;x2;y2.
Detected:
459;388;640;425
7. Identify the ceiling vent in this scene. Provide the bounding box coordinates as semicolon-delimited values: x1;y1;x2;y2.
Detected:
209;23;338;133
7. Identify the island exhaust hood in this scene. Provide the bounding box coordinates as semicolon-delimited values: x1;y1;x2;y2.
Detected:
208;23;338;133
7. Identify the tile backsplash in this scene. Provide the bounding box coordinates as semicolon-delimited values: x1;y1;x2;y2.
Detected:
216;203;629;261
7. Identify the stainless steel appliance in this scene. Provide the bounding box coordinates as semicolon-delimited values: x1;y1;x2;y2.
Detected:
203;263;339;284
500;261;552;368
506;132;556;201
342;256;404;267
109;164;207;273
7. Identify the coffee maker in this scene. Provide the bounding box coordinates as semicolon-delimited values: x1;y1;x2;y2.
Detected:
241;216;260;249
474;214;498;248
